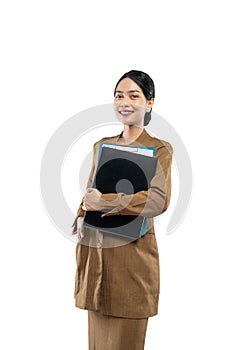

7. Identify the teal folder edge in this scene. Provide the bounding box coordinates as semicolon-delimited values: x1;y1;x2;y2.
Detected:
97;142;157;237
98;142;156;160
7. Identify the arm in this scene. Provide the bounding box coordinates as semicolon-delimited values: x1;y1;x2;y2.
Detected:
99;143;173;219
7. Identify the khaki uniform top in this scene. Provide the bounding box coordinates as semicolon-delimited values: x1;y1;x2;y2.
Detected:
72;128;173;318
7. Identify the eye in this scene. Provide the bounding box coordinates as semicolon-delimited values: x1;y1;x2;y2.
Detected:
130;95;139;99
115;94;123;99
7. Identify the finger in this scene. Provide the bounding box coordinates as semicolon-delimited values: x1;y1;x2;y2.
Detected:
87;188;94;192
80;221;84;238
82;200;88;210
85;200;94;209
85;204;91;210
86;204;96;211
77;217;84;239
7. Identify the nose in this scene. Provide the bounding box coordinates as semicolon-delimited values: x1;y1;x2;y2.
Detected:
119;96;131;107
119;102;128;107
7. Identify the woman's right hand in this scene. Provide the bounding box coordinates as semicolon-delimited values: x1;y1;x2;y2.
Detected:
77;217;85;240
78;199;96;241
82;199;96;211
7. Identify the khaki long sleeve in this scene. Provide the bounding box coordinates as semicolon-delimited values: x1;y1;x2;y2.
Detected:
72;130;173;233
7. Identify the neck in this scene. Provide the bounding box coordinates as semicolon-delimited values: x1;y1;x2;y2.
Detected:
121;125;144;142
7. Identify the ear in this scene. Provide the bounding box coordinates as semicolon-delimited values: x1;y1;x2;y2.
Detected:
146;98;154;112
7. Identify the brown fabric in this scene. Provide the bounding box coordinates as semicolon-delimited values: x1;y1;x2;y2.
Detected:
88;310;148;350
72;128;173;318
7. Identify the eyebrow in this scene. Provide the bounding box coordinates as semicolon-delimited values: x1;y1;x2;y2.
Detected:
115;89;141;94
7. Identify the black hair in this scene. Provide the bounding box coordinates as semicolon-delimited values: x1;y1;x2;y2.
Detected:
114;70;155;126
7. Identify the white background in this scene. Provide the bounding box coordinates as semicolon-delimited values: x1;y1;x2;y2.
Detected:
1;1;233;349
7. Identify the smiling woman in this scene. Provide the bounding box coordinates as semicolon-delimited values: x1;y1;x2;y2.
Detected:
72;70;173;350
113;71;155;132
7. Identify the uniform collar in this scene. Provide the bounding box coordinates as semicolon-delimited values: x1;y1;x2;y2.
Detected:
115;128;148;145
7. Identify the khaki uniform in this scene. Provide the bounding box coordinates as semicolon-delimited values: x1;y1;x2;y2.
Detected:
88;310;148;350
72;128;173;319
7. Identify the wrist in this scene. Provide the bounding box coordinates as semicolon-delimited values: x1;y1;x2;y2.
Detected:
100;193;122;209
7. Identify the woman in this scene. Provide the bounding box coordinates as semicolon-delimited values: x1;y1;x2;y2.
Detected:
72;70;173;350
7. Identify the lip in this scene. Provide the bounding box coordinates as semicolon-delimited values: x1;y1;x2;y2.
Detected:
118;110;134;116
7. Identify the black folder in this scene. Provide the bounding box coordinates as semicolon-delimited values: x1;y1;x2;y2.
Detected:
84;147;158;240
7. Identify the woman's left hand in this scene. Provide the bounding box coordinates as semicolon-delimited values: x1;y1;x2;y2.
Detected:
83;188;103;211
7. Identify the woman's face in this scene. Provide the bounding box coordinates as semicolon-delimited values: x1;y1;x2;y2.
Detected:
114;77;154;127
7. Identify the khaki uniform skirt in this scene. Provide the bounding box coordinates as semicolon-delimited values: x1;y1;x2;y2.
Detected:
88;310;148;350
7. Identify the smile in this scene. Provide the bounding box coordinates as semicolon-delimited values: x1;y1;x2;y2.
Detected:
118;110;134;117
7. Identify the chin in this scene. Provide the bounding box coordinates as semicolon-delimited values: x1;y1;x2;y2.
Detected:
122;121;134;126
